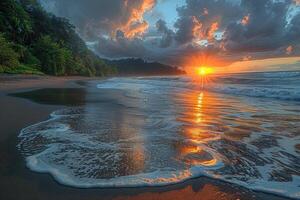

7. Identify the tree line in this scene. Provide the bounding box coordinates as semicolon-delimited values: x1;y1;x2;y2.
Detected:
0;0;117;76
106;58;186;76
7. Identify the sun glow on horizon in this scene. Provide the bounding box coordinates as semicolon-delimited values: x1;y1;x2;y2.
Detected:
188;66;216;88
196;67;214;76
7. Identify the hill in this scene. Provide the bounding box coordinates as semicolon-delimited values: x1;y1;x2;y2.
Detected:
106;58;185;76
0;0;116;76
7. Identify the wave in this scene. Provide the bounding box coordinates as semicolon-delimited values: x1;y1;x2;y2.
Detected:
96;72;300;102
18;108;300;199
17;75;300;199
207;84;300;101
18;108;223;188
261;71;300;78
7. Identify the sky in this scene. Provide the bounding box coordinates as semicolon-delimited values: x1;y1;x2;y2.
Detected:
39;0;300;73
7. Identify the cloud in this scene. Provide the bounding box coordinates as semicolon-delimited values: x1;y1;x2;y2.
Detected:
156;19;174;47
223;0;289;53
241;14;250;26
94;35;148;59
286;45;293;55
39;0;156;40
174;0;243;44
39;0;300;67
173;0;300;64
294;0;300;5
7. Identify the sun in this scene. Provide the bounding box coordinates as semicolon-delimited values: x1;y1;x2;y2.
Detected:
196;67;214;76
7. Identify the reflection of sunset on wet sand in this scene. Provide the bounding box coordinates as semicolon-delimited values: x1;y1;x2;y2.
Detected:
176;91;221;141
174;88;264;169
113;184;237;200
175;91;220;167
15;76;300;199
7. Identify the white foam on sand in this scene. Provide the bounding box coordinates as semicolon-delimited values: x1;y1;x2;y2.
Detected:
17;76;300;199
19;109;224;188
23;136;300;199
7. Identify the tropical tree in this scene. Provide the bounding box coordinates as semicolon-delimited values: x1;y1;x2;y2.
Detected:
34;35;70;75
0;0;33;43
0;34;19;72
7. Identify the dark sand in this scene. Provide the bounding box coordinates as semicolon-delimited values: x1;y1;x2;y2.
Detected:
0;75;290;200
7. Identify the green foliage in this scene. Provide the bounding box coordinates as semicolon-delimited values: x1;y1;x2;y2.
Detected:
0;0;33;43
0;0;117;76
3;64;43;75
106;58;185;76
34;36;69;75
0;34;19;70
23;50;41;69
12;44;40;69
94;59;118;76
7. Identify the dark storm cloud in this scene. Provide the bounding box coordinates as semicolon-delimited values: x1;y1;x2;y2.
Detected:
40;0;123;39
156;19;174;47
174;0;243;44
223;0;290;53
39;0;156;40
94;35;149;59
39;0;162;61
170;0;300;63
39;0;300;65
223;0;300;60
287;12;300;41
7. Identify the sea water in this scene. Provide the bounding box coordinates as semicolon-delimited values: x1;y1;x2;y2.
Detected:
18;71;300;198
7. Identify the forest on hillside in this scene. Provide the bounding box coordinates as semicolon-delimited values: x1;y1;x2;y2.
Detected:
106;58;185;76
0;0;116;76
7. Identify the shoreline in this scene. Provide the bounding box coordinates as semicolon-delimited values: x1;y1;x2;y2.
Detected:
0;74;98;93
0;75;291;200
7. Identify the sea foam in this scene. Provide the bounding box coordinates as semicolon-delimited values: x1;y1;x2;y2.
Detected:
18;74;300;199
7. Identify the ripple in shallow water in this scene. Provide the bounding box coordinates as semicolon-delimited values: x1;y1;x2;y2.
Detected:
17;77;300;199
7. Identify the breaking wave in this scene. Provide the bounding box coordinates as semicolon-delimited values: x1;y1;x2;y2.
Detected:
18;71;300;199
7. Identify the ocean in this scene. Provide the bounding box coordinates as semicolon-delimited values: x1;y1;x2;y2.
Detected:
18;71;300;199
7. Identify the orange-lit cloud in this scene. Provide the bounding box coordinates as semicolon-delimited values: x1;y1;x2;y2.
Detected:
114;0;156;39
40;0;156;40
243;55;252;61
219;41;226;51
241;14;250;26
286;45;293;55
122;21;149;38
294;0;300;5
207;22;219;40
191;18;219;41
192;16;204;39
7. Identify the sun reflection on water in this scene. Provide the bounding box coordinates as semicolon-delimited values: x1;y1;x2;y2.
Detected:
195;92;204;123
176;91;221;167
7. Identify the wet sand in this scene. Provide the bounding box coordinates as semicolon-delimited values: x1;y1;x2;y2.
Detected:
0;75;291;200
